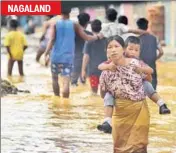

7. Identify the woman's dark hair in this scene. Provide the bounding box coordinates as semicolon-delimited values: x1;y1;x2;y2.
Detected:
106;8;118;22
136;18;148;30
78;13;90;27
125;36;140;48
10;19;18;29
118;15;128;25
106;35;125;50
91;19;102;33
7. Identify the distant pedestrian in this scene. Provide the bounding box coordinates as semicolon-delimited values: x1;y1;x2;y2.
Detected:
137;18;164;89
44;8;102;98
24;18;35;35
101;8;146;38
36;15;54;63
82;19;107;95
4;19;28;76
118;15;136;41
71;13;92;86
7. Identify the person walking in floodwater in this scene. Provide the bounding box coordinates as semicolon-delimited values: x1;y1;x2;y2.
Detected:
36;15;54;63
81;19;107;95
137;18;164;90
71;13;92;86
97;36;170;134
100;35;150;153
4;19;28;76
44;8;102;98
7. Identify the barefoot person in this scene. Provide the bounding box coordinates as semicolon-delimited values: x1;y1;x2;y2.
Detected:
81;19;107;95
101;8;147;39
98;36;170;133
137;18;164;90
71;13;92;86
44;8;102;98
36;15;54;62
100;35;150;152
4;19;28;76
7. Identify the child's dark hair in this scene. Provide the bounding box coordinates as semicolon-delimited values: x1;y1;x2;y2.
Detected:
136;18;148;30
118;15;128;25
78;13;90;27
106;35;125;50
125;36;140;48
10;19;18;29
62;7;71;15
91;19;102;33
106;8;118;22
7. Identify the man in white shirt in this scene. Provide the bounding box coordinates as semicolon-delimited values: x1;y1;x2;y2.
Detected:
118;15;136;41
101;8;146;38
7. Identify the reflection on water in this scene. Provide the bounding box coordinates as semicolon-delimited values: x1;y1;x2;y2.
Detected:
7;75;25;84
1;59;176;153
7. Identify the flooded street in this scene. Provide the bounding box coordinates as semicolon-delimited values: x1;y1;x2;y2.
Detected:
1;36;176;153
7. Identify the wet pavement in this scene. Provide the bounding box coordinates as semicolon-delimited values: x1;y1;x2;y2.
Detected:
1;33;176;153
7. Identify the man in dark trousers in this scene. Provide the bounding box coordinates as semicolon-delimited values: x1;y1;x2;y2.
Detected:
137;18;164;90
71;13;92;86
82;19;107;95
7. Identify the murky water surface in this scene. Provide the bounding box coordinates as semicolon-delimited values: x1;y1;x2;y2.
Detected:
1;49;176;153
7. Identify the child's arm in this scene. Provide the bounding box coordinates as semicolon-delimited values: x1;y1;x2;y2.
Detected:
128;29;148;35
145;74;152;82
4;34;12;58
135;65;153;75
135;60;153;75
121;26;148;35
98;61;116;71
6;47;12;59
23;46;28;51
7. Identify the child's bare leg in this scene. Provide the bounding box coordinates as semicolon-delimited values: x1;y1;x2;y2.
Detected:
18;60;24;76
91;87;98;94
104;106;113;118
150;93;161;104
52;73;60;96
8;59;15;76
143;81;171;114
97;92;114;133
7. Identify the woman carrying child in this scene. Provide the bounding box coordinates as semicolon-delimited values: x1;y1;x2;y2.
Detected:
100;35;150;153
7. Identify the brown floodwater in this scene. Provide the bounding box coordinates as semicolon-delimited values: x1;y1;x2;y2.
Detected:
1;51;176;153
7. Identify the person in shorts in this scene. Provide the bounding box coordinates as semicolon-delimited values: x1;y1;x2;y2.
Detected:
44;8;102;98
81;19;107;94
